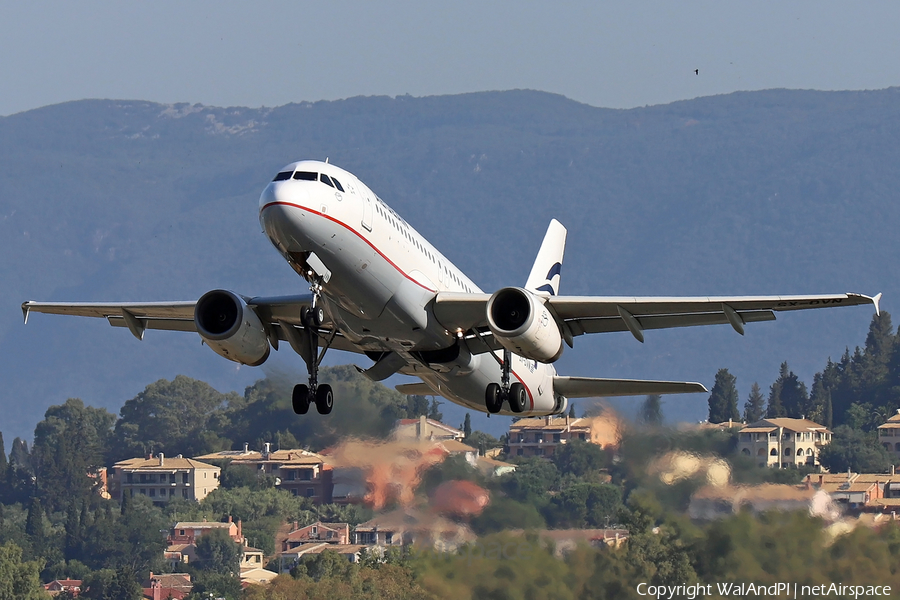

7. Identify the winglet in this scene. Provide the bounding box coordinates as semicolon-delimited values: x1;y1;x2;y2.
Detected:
873;292;883;317
22;301;31;324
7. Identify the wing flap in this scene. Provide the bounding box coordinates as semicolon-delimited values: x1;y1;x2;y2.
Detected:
549;293;878;320
568;310;776;336
23;301;197;321
554;376;708;398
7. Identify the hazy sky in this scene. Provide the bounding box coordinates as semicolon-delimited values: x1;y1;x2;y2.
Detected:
2;1;899;116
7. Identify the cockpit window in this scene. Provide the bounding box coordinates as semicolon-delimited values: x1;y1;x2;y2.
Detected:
320;174;335;188
293;171;317;181
331;177;345;192
273;171;293;181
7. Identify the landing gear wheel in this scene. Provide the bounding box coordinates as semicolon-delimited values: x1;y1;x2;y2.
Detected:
302;306;325;328
509;383;528;413
485;383;503;414
315;383;334;415
292;384;310;414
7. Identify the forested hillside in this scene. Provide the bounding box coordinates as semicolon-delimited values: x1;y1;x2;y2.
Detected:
2;88;898;438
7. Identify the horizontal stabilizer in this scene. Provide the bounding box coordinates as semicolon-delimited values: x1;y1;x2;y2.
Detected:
554;376;708;398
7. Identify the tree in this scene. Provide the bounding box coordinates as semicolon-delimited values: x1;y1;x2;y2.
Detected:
0;432;7;478
818;425;893;473
31;399;115;511
0;542;46;600
743;382;766;423
547;482;623;528
640;394;663;426
766;363;789;418
808;373;833;427
428;398;443;422
463;413;472;439
113;375;238;460
708;368;739;423
568;403;576;418
552;439;608;477
9;438;32;473
194;528;241;575
82;567;141;600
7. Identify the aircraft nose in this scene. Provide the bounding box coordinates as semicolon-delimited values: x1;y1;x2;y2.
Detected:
259;181;308;214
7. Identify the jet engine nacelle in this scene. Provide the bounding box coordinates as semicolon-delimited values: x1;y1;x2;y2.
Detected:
486;287;563;363
195;290;271;366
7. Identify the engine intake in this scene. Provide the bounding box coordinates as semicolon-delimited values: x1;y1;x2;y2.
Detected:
486;287;563;363
195;290;271;366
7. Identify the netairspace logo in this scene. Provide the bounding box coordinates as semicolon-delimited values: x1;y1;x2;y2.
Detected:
635;582;892;599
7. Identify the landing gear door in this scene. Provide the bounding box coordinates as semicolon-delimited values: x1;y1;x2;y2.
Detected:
361;195;374;232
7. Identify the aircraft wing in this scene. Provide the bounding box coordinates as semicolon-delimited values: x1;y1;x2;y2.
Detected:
553;376;708;398
21;295;364;354
434;291;881;345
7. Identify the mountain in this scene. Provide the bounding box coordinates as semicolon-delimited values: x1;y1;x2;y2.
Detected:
1;89;896;440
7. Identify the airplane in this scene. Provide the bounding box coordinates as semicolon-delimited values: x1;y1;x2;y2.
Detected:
22;160;882;417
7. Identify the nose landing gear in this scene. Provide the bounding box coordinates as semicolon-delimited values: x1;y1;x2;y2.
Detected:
290;294;336;416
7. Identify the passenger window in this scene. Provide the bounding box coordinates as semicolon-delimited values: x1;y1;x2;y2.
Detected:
273;171;293;181
320;174;335;188
293;171;317;181
331;177;345;192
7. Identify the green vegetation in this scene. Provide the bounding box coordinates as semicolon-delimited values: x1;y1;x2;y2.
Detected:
5;313;900;596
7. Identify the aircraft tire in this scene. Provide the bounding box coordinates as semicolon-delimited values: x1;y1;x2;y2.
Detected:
509;383;528;413
302;306;325;328
315;384;334;415
485;383;503;414
292;384;310;414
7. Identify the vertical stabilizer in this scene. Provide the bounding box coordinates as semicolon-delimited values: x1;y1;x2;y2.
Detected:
525;219;567;296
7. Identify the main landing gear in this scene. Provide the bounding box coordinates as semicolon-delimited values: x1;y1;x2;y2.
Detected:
291;295;336;416
485;349;527;414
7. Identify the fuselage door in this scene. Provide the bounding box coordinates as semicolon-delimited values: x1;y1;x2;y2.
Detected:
361;195;374;232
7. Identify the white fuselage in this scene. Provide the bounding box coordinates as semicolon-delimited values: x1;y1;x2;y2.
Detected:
258;160;563;416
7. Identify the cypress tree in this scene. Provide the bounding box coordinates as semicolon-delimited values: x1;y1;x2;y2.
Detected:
9;437;31;473
25;497;43;539
0;431;7;476
767;363;789;418
743;383;766;423
463;413;472;439
640;395;664;426
64;500;81;560
568;403;576;419
708;368;739;423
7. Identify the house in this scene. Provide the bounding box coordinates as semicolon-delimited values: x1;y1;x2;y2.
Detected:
109;454;220;505
169;517;243;546
736;418;832;468
195;444;333;503
282;521;350;551
878;410;900;462
393;415;464;442
44;579;82;597
353;508;476;551
507;416;599;458
807;472;896;511
141;573;192;600
278;543;368;570
241;546;266;572
438;439;479;465
240;567;279;586
688;484;839;520
475;455;517;477
507;529;629;556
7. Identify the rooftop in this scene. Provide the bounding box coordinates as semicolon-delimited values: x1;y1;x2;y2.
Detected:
114;456;218;471
741;418;830;434
509;416;592;430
